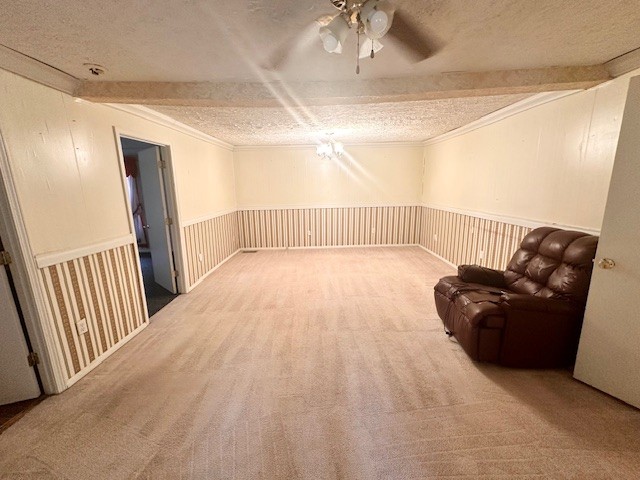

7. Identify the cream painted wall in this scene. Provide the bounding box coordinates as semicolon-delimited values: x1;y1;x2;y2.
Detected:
0;69;236;255
422;69;640;231
234;145;424;208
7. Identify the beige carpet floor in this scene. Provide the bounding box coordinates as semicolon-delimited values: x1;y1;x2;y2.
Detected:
1;247;639;479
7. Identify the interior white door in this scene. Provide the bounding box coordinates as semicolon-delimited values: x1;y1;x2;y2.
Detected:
137;146;177;294
574;75;640;408
0;263;40;405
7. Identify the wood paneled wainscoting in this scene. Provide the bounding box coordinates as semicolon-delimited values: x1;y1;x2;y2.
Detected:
37;240;147;383
183;211;241;289
238;206;422;249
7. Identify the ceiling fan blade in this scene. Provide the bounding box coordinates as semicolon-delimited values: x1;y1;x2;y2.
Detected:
385;9;441;62
263;14;335;71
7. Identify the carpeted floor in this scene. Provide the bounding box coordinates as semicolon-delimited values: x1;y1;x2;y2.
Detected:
0;247;639;479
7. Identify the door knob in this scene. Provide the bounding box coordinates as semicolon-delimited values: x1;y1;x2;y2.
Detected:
597;258;616;269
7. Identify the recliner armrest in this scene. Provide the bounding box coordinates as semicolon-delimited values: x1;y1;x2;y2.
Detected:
499;293;580;316
458;264;507;288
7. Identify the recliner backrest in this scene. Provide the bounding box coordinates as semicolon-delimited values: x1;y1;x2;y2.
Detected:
503;227;598;304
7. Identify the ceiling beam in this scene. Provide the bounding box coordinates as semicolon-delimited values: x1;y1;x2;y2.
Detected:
76;65;610;107
605;47;640;78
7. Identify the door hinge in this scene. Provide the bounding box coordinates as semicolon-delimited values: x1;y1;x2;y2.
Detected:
0;250;12;266
27;351;39;367
172;270;179;278
158;160;167;169
165;217;173;226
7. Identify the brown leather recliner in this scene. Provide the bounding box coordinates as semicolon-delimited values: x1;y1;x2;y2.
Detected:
434;227;598;368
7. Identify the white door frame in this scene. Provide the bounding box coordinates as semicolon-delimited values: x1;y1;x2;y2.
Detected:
0;129;68;394
113;128;187;295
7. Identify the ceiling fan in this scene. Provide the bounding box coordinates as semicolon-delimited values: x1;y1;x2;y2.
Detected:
265;0;440;74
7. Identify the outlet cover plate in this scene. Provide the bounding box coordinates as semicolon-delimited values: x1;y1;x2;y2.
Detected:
77;318;88;335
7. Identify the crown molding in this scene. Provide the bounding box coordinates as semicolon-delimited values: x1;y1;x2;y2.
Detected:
237;203;419;211
0;44;79;95
103;104;234;151
233;141;425;151
423;90;581;146
605;47;640;78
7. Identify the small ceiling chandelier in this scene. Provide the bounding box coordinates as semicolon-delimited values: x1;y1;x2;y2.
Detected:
316;141;345;159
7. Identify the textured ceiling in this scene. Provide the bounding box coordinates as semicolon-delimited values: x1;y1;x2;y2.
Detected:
152;94;530;145
2;0;639;82
1;0;639;145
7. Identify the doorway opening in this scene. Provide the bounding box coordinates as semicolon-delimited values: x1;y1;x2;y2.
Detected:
120;137;179;317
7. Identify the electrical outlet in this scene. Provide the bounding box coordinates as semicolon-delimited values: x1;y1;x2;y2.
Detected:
434;234;438;242
198;253;204;262
76;318;88;335
479;250;485;260
307;230;312;236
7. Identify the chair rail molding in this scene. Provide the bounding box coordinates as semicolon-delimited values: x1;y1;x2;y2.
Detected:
35;235;136;269
421;204;601;236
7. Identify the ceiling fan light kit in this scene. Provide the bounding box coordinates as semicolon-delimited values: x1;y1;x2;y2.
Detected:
316;0;426;73
265;0;437;74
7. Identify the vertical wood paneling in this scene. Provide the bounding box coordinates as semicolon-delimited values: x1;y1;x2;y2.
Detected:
418;206;532;270
238;206;421;249
184;211;241;287
39;244;146;380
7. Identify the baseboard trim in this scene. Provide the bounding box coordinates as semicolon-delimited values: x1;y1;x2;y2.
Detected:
65;322;149;389
239;243;419;251
187;248;241;292
417;244;457;270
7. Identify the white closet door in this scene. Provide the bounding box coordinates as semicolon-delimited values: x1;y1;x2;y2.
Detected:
0;264;40;405
574;75;640;408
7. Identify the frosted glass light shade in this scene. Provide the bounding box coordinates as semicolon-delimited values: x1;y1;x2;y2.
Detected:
363;0;394;39
319;15;349;54
368;10;388;35
321;32;339;53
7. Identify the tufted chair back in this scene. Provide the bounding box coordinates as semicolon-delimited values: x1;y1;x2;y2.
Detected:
503;227;598;304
